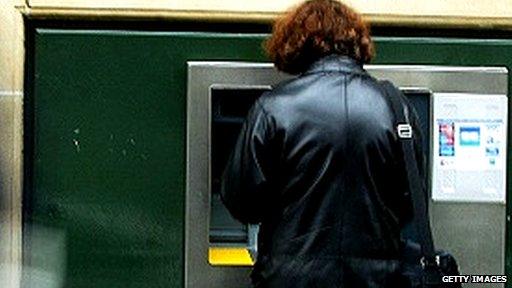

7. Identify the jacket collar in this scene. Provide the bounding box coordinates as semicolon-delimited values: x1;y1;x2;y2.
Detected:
304;54;365;75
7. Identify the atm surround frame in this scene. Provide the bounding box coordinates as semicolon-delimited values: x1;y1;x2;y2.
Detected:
186;62;508;288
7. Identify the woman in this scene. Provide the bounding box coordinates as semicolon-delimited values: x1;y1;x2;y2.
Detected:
221;0;424;287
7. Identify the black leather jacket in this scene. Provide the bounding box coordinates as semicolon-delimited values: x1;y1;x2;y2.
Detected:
221;55;424;288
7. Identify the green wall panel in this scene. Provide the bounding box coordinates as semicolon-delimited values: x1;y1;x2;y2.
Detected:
26;30;267;288
26;29;512;287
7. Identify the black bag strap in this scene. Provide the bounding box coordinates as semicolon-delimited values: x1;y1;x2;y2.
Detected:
380;80;437;264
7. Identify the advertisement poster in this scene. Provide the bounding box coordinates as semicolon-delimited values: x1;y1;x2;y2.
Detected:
432;93;508;203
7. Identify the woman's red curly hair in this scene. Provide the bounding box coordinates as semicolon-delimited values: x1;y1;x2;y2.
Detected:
265;0;374;75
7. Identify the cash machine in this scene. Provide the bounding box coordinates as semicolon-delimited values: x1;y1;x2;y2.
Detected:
186;62;508;288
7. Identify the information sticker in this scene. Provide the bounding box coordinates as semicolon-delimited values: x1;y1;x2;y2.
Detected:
432;93;508;203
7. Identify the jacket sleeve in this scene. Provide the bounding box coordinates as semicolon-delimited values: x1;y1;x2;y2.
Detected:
220;99;277;224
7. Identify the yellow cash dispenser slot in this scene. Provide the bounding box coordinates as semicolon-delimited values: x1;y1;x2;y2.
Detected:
208;247;254;266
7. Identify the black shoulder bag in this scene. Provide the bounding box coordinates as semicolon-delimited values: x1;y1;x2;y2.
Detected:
380;81;461;288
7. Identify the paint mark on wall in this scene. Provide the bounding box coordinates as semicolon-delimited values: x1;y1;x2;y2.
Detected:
72;139;80;153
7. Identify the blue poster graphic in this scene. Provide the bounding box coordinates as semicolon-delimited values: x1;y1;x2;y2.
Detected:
459;126;480;146
439;123;455;156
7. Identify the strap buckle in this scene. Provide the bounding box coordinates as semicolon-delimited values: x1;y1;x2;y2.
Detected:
397;124;413;139
420;255;441;268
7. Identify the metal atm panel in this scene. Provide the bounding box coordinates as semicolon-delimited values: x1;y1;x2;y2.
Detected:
186;62;508;288
186;63;291;288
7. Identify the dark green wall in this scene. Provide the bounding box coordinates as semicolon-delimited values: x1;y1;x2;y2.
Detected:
25;28;512;287
25;30;267;288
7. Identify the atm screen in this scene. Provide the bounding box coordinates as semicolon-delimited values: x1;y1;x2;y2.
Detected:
210;87;270;249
